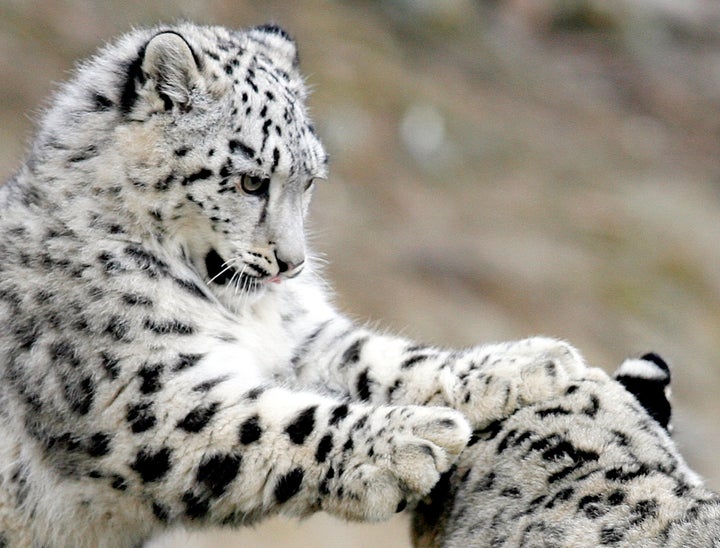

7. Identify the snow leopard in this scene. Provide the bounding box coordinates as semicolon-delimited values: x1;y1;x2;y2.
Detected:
0;22;591;546
412;354;720;547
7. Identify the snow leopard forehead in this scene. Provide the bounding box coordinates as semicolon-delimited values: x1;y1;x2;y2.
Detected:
39;22;327;183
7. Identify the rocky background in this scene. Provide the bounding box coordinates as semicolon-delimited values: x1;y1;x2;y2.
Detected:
1;1;719;546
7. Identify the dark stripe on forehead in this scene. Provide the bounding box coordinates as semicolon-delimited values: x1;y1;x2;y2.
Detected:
229;140;255;159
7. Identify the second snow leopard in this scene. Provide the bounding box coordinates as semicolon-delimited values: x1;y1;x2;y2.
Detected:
0;23;588;546
412;355;720;547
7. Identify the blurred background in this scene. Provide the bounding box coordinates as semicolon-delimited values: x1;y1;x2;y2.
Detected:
1;0;719;546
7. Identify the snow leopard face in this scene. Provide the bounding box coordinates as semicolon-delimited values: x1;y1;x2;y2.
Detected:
37;23;327;304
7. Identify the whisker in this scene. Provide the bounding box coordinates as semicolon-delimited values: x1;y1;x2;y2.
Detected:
233;264;249;297
207;256;242;285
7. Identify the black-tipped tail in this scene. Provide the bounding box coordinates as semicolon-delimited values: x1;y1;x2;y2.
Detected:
614;353;672;431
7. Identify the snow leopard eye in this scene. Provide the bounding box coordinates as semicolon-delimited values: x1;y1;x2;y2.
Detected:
238;174;270;196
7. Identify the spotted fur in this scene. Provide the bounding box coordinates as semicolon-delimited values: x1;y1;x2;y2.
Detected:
412;355;719;547
0;23;588;546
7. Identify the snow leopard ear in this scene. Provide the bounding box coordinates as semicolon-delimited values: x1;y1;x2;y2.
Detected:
121;31;201;114
249;24;299;69
141;31;201;109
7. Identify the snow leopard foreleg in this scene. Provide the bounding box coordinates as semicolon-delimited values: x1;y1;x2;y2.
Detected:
87;357;470;525
293;319;592;428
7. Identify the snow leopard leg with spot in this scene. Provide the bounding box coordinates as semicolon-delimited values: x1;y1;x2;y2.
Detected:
289;310;592;429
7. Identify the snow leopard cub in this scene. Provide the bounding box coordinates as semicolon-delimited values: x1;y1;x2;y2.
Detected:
0;22;587;546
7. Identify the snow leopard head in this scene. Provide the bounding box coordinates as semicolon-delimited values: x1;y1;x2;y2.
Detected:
34;23;327;303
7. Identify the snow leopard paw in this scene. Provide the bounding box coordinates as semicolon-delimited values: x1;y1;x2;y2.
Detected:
322;405;471;521
450;337;596;428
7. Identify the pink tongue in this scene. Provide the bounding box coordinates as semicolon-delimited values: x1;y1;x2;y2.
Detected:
267;276;282;284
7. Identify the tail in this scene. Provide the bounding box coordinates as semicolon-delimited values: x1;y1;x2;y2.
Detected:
614;352;672;431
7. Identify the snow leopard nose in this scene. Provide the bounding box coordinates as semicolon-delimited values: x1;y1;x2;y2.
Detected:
276;255;305;279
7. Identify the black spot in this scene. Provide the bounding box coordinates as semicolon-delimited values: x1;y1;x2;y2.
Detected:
536;406;572;418
315;434;333;463
155;173;175;191
475;471;496;492
193;377;227;393
122;293;154;307
274;468;304;503
500;486;522;498
611;430;631;447
270;147;280;172
401;355;429;369
285;406;317;444
87;432;112;457
127;401;157;433
607;489;626;506
318;475;331;496
600;526;624;544
68;145;98;163
605;464;650;482
254;23;293;42
630;499;658;525
152;502;170;522
50;341;80;368
177;402;219;433
105;315;130;341
218;159;233;178
93;92;114;111
352;415;368;431
124;244;168;273
197;453;242;497
182;168;213;186
100;352;120;380
172;277;210;300
544;487;574;509
174;147;189;157
329;404;348;426
173;353;204;371
65;376;95;415
356;369;372;401
110;475;128;491
98;251;122;274
245;387;265;400
12;319;37;350
43;432;82;454
182;490;210;520
228;139;255;158
578;494;604;518
143;318;194;335
582;394;600;418
239;415;262;445
341;338;365;366
471;419;505;444
131;447;172;483
138;362;164;394
120;46;147;114
565;384;579;395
